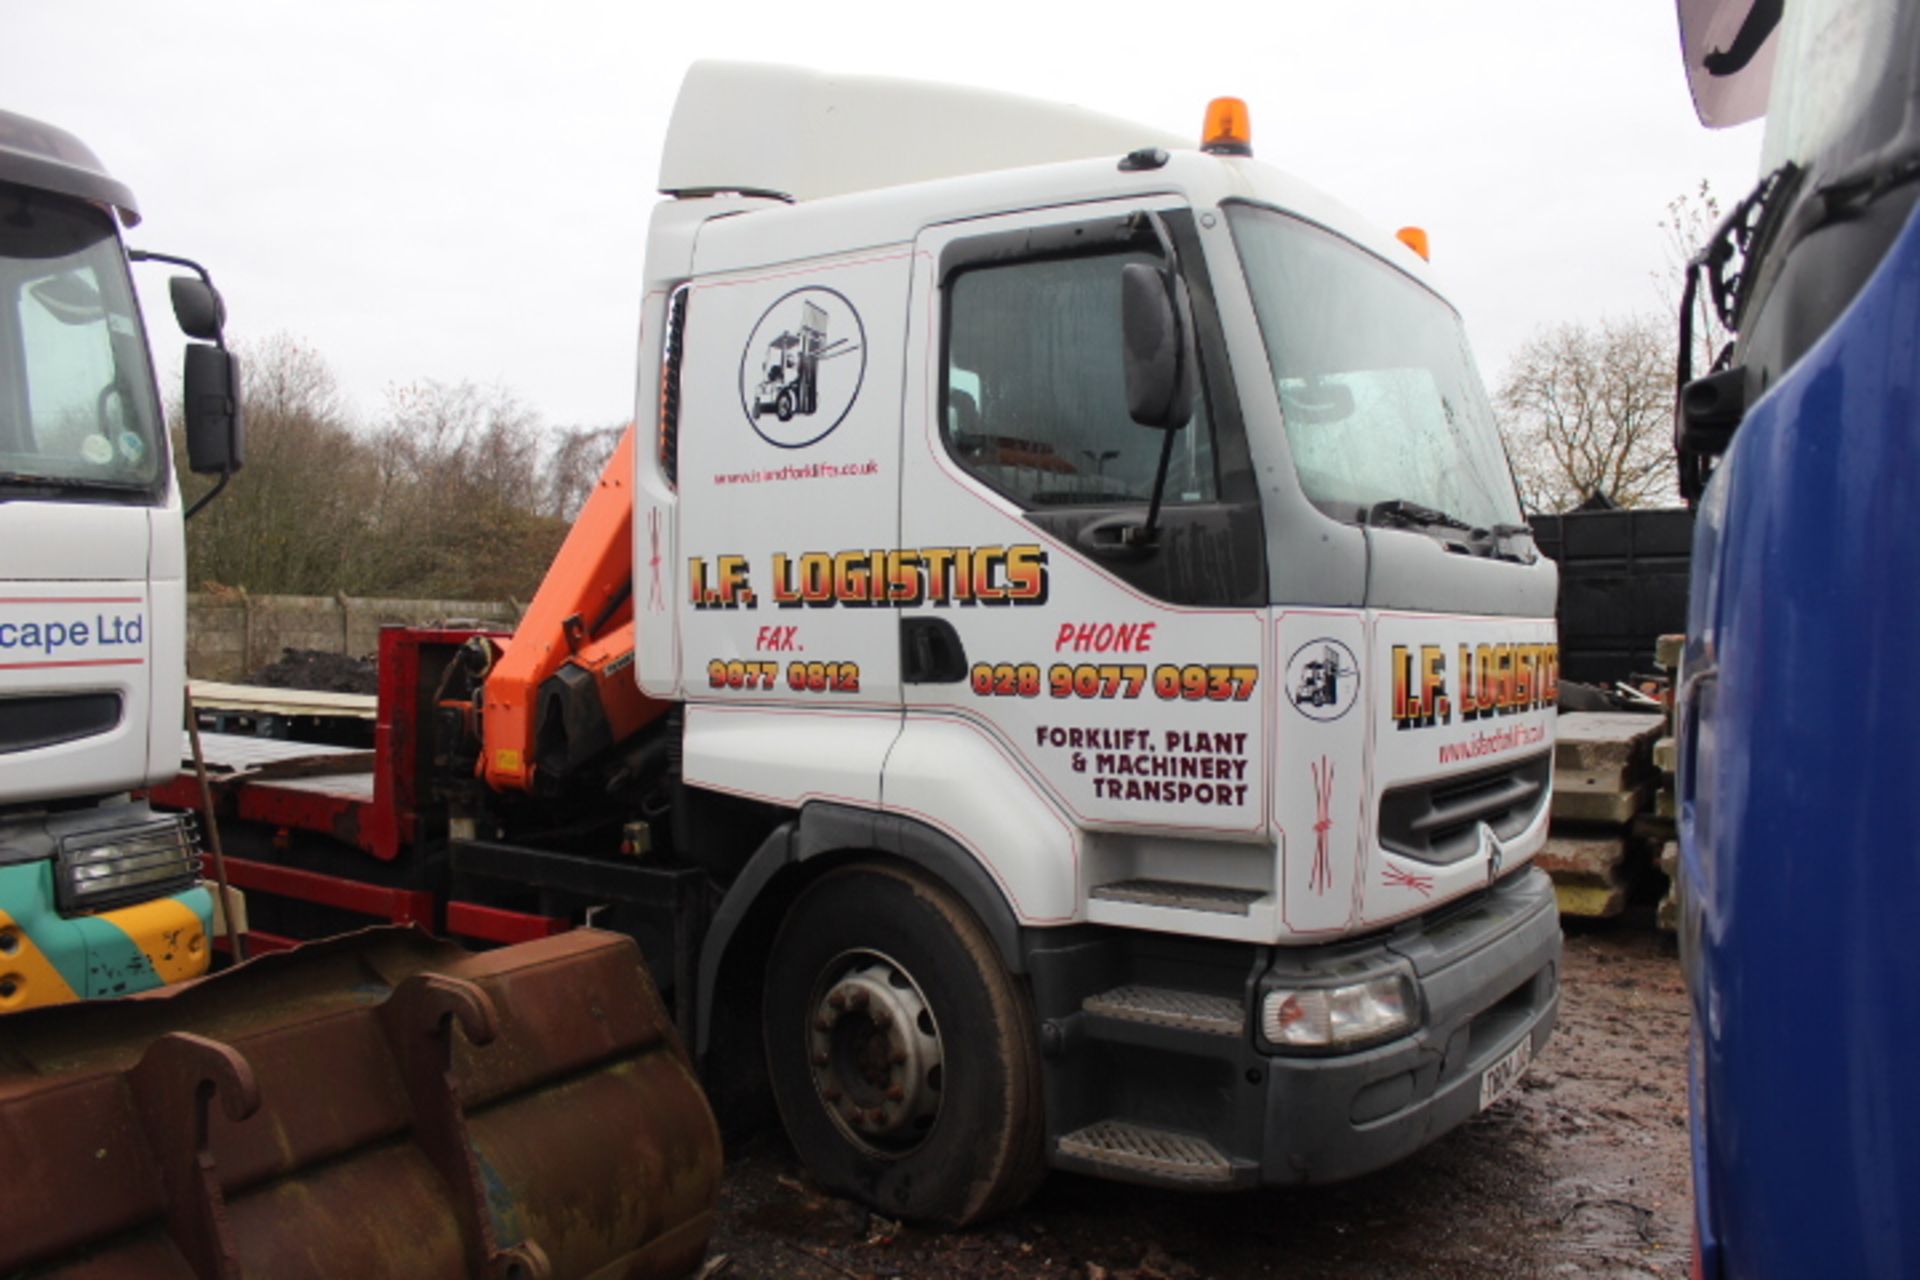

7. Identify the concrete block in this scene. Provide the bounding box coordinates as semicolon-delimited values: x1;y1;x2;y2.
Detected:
1554;764;1638;793
1656;633;1685;672
1653;736;1677;774
1535;833;1629;882
1551;783;1650;826
1632;812;1678;843
1652;840;1681;932
1553;712;1665;775
1657;891;1681;931
1556;880;1628;918
1655;787;1676;819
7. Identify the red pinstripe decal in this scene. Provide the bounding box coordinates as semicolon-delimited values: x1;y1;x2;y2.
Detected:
0;596;143;605
0;658;143;671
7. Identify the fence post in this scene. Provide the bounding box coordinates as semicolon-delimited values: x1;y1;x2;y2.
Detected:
240;588;255;676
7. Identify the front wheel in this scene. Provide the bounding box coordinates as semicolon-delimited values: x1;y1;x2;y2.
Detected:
764;862;1046;1226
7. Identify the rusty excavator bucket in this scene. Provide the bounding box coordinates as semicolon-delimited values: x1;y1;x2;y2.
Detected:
0;927;721;1279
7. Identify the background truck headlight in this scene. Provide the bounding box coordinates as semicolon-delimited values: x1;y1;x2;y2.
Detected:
55;814;202;913
1261;971;1417;1050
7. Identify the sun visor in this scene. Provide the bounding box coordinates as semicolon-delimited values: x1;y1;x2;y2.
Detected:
1677;0;1781;128
0;111;140;226
658;61;1185;203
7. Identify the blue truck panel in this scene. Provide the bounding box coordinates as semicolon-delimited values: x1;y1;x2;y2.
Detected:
1682;193;1920;1280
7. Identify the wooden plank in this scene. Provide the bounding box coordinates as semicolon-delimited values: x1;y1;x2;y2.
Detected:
191;680;378;720
181;731;365;774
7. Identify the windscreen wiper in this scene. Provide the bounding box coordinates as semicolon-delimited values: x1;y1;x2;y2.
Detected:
1367;500;1538;562
0;473;76;500
1475;521;1538;563
0;472;146;501
1367;498;1473;533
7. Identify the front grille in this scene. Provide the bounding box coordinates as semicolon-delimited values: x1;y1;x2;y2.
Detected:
55;814;203;913
1378;750;1552;865
0;693;123;754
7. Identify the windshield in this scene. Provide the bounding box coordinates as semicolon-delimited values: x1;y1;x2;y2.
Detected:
1226;203;1521;531
1760;0;1899;173
0;184;163;496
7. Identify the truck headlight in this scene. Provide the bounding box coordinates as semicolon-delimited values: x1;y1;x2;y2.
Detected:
1260;971;1416;1050
55;814;202;913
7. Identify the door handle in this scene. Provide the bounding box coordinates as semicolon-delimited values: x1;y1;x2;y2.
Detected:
901;618;968;684
1075;513;1156;562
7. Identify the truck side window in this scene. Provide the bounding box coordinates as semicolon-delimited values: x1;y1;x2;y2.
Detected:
944;251;1217;508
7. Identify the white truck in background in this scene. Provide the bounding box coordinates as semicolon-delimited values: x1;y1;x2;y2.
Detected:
0;110;242;1010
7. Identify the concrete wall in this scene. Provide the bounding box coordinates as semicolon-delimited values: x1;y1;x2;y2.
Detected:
187;593;520;679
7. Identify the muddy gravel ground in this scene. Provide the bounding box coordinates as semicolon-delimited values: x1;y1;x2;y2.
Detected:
706;915;1690;1280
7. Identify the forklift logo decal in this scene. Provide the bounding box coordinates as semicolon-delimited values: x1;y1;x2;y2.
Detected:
738;287;867;449
1286;639;1359;722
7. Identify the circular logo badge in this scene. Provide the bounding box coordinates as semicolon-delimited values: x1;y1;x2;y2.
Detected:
1286;638;1361;722
738;286;867;449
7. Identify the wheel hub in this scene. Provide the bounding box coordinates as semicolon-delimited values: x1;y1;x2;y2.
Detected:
807;951;943;1154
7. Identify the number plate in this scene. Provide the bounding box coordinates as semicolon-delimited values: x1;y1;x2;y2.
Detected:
1478;1034;1533;1111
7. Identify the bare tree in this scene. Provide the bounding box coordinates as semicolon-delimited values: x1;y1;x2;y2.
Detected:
368;380;565;598
380;380;545;509
1496;315;1675;513
177;346;603;603
545;424;626;518
178;334;383;593
1657;180;1734;380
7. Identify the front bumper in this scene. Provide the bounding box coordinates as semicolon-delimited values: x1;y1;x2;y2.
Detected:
1258;865;1561;1183
0;800;215;1009
1030;865;1562;1188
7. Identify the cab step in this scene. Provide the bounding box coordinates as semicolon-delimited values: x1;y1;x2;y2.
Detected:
1055;1119;1238;1186
1082;984;1243;1036
1087;878;1265;915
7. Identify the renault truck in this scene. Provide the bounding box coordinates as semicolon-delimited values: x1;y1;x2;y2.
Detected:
0;109;241;1010
169;64;1565;1228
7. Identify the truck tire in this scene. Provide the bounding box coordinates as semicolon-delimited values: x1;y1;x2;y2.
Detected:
764;862;1046;1226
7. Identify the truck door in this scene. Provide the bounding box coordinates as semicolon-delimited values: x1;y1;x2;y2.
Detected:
670;236;912;808
887;199;1270;926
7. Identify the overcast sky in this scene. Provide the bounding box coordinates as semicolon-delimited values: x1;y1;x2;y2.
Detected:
3;0;1761;433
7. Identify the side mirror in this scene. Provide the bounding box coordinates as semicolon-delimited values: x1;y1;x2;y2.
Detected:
1120;262;1190;430
1678;365;1748;459
183;344;244;475
169;276;226;341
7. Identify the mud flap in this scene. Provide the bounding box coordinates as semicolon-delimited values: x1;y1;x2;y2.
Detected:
0;926;721;1279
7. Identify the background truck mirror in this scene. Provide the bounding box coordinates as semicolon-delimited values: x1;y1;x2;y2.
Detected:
168;275;226;341
183;343;244;476
1121;261;1189;430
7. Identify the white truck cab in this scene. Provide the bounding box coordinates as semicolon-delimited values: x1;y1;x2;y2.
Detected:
0;112;242;1009
635;64;1562;1219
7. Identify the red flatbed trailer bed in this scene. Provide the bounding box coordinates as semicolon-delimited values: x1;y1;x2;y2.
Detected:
152;628;570;954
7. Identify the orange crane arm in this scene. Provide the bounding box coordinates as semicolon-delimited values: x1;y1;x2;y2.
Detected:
481;427;670;793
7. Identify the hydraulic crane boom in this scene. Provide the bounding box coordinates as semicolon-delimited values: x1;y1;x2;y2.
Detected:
480;426;669;793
